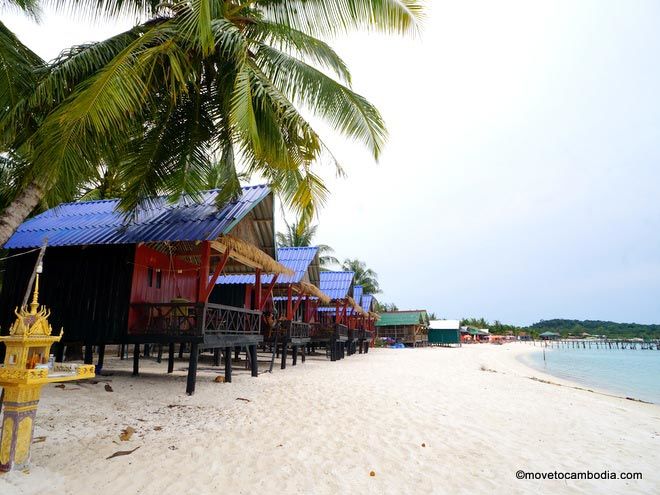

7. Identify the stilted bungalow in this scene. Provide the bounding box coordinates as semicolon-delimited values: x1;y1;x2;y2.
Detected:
0;185;292;394
315;271;356;361
358;293;379;351
214;246;330;370
375;310;429;347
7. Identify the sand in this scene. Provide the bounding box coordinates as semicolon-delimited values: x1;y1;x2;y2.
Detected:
1;343;658;494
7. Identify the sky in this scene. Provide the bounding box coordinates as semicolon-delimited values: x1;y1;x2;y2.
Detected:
4;1;660;325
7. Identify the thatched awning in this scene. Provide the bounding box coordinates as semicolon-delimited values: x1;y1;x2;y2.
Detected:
212;235;293;276
347;297;366;315
297;282;331;305
369;312;381;320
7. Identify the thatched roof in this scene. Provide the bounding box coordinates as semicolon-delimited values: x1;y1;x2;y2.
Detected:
212;235;293;276
297;282;331;304
347;297;366;315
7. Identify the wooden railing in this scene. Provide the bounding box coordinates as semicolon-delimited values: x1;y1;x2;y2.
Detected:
129;302;261;338
287;320;310;339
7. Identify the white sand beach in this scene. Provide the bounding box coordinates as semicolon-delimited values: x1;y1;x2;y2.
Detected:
1;344;658;494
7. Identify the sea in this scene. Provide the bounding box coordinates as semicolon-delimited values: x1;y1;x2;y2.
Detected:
520;343;660;404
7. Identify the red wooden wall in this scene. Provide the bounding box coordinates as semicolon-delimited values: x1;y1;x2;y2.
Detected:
127;245;199;330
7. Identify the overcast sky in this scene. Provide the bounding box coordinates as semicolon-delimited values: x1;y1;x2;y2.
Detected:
4;1;660;325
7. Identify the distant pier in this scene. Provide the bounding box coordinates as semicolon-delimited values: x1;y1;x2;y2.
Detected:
532;339;660;350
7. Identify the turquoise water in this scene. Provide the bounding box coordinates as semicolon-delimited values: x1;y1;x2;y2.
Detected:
520;344;660;404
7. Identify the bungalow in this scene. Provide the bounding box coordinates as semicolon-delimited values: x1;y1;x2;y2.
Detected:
214;246;331;370
376;310;429;347
0;185;291;394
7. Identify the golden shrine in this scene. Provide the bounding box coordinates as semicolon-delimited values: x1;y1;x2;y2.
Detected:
0;271;94;472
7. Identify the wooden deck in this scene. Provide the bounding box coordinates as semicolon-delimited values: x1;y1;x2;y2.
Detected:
128;302;263;394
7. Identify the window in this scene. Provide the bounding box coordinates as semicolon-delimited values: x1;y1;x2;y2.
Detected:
147;267;154;287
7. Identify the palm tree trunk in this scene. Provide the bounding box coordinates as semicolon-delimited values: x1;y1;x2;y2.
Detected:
0;178;46;246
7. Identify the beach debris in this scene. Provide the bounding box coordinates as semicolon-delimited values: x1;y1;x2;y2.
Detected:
119;427;135;442
369;471;376;477
214;376;225;383
106;446;140;460
90;380;99;385
104;384;113;392
168;446;177;451
33;436;47;444
54;384;65;389
479;365;497;373
153;426;162;431
421;443;426;448
236;397;251;402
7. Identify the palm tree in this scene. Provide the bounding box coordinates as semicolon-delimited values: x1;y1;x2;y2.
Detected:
0;1;423;245
276;219;339;268
342;258;380;294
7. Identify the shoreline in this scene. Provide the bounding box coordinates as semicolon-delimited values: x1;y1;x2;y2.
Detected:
509;342;657;405
1;345;659;494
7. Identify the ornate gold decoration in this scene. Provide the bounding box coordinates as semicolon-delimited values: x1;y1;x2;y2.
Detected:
7;274;62;339
14;418;33;464
0;417;13;465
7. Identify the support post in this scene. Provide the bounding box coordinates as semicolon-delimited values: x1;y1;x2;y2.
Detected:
249;345;258;377
281;342;288;369
132;344;140;376
84;344;93;365
292;345;298;366
213;348;220;366
224;347;232;383
186;342;199;395
167;343;175;373
96;344;105;373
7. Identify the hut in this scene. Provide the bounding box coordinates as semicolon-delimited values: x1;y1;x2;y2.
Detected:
358;293;378;351
215;246;331;370
376;310;429;346
0;185;292;394
428;319;461;346
539;331;560;340
315;271;356;360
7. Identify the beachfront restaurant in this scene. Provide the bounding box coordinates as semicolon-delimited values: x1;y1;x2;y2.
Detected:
375;310;429;347
214;246;331;369
0;185;292;394
428;319;461;346
539;331;560;340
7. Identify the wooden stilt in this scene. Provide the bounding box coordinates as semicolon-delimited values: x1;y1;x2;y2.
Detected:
213;348;220;366
179;343;185;359
224;347;232;383
292;345;298;366
301;345;306;363
96;344;105;373
167;343;175;373
55;344;65;363
84;344;93;365
249;345;258;377
281;342;288;369
156;345;163;363
133;344;140;376
186;342;199;395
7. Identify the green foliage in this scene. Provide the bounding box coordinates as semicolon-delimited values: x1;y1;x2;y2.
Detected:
0;1;423;232
375;301;397;312
529;319;660;340
461;317;522;335
276;219;339;268
342;258;380;294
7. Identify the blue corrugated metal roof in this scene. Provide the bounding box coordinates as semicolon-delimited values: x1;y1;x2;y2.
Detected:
4;185;271;249
319;271;354;300
216;246;318;285
361;294;374;312
353;285;363;307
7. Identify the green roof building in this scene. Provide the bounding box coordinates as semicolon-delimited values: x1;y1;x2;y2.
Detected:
375;310;429;346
